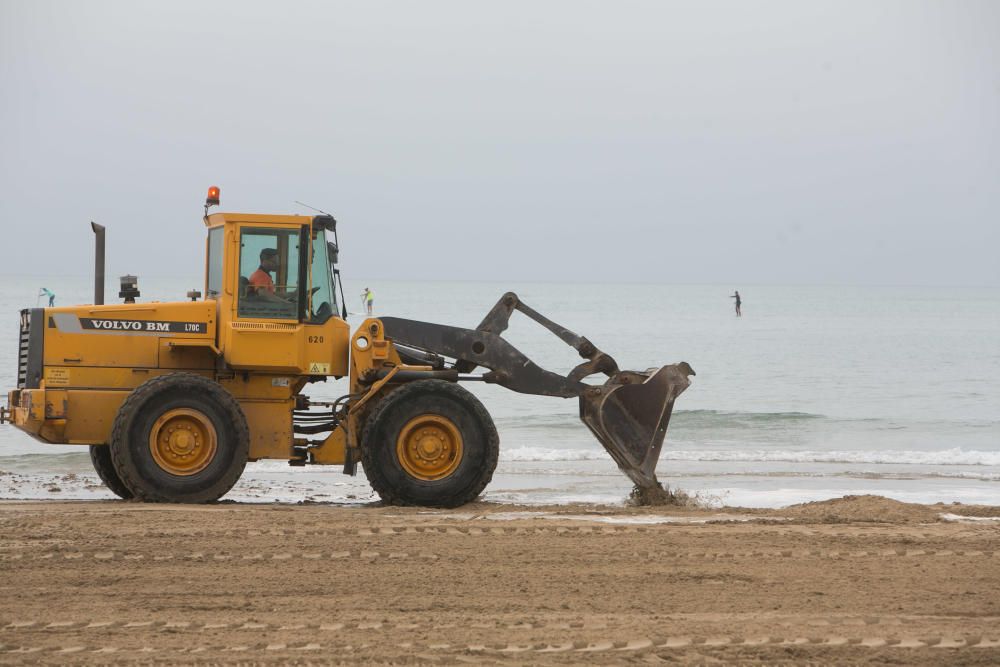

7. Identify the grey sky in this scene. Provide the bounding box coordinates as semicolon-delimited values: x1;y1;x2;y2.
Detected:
1;0;997;286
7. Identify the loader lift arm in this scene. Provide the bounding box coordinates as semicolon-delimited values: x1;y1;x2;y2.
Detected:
378;292;695;491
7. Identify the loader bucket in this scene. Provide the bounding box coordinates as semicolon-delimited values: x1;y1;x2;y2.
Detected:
579;363;695;490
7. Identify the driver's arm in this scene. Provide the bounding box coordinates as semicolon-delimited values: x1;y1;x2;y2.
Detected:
255;289;289;303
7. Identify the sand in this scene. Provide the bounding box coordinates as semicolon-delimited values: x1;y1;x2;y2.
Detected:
0;495;998;665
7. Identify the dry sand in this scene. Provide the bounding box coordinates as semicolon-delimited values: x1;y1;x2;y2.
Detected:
1;495;998;665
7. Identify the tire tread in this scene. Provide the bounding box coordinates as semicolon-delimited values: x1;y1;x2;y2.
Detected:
89;444;133;500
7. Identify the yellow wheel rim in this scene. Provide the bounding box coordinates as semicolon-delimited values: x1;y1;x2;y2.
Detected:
148;408;218;476
395;414;463;481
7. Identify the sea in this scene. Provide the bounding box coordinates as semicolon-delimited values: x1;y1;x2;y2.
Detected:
1;275;998;509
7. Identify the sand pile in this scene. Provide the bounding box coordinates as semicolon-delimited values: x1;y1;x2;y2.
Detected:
781;494;941;523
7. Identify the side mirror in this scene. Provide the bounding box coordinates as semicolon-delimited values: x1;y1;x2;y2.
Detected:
312;214;336;232
327;241;339;265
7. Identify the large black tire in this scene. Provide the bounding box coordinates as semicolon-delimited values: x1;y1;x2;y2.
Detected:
361;380;499;508
89;445;133;500
109;373;249;503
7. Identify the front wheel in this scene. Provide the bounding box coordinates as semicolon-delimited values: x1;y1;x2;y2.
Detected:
109;373;249;503
361;380;499;508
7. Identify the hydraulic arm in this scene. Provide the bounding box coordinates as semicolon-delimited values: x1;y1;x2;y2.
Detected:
380;292;694;491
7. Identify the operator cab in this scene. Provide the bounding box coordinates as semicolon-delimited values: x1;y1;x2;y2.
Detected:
203;189;341;325
202;188;349;375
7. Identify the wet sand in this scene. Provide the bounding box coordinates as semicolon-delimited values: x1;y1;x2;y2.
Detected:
1;495;998;665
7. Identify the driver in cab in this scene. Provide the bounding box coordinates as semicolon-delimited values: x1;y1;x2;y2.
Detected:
248;248;289;303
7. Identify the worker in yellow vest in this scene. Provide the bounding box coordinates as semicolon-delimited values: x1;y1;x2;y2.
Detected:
361;287;374;315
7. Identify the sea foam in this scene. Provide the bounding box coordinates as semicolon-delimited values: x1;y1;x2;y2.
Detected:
500;446;1000;466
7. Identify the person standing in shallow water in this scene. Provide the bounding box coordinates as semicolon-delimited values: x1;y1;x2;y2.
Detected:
730;290;742;317
361;287;374;315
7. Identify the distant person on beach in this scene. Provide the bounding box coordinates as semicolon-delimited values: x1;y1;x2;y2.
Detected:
38;287;55;307
730;290;742;317
362;287;374;315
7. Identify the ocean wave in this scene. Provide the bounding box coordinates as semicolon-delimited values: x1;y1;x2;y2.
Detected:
675;409;826;424
663;448;1000;466
667;410;950;432
497;409;999;433
500;446;1000;466
499;447;609;462
497;409;829;431
494;413;580;429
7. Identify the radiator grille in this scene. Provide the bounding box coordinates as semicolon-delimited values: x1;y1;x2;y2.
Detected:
231;321;298;332
17;309;29;388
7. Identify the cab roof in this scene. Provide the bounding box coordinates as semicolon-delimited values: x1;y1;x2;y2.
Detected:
203;212;313;228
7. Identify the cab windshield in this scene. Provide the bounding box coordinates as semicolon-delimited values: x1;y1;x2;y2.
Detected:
237;228;302;320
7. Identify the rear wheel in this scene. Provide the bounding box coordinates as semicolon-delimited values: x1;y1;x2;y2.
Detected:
361;380;499;508
89;445;133;500
109;373;249;503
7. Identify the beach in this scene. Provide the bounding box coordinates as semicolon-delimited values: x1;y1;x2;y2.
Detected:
1;496;998;665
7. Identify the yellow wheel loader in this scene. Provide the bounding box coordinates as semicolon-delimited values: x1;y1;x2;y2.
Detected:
1;188;694;507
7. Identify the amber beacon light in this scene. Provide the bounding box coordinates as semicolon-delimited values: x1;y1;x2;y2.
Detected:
206;186;221;207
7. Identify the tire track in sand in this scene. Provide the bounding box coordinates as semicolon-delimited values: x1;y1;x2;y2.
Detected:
5;614;1000;633
2;634;999;655
17;523;965;540
1;547;994;562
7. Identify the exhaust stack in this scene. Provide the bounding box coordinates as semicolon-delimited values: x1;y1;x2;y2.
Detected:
91;222;105;306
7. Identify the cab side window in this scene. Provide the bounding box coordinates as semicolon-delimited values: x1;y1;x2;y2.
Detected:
237;228;301;320
206;227;224;298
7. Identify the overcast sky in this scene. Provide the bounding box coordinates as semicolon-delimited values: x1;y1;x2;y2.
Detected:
1;0;997;286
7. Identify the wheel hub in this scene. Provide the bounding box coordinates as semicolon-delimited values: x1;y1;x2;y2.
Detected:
149;408;218;476
396;415;463;481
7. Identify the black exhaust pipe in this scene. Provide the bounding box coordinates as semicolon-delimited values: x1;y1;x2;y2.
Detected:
91;222;105;306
